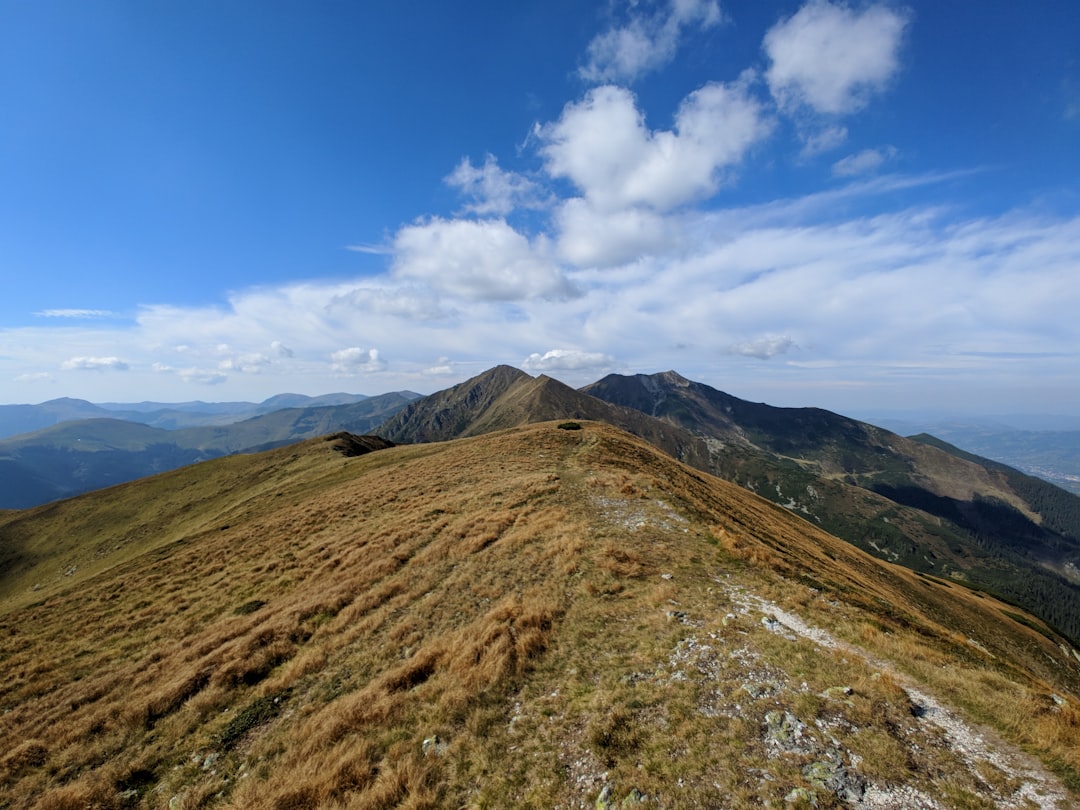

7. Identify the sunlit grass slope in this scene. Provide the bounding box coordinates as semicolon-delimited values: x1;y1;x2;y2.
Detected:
1;423;1078;808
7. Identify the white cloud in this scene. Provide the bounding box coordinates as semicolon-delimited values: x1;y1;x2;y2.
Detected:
799;124;848;156
345;243;393;256
3;197;1079;411
218;353;271;373
391;217;578;301
522;349;615;372
764;1;910;116
555;198;682;267
539;80;771;213
182;369;227;385
271;341;294;357
14;371;53;383
36;309;115;319
579;0;723;84
445;154;544;216
726;335;797;359
329;285;455;323
60;356;129;371
832;146;898;177
330;347;386;374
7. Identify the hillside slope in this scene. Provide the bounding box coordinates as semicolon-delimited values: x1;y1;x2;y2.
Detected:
1;423;1078;808
583;371;1080;643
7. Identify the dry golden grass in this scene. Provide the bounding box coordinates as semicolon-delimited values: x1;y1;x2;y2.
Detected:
0;422;1078;808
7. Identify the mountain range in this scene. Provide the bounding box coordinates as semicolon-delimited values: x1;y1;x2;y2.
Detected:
0;391;419;438
2;418;1079;807
4;367;1080;647
0;392;419;509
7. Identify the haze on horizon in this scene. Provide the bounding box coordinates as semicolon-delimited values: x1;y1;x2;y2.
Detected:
2;1;1078;416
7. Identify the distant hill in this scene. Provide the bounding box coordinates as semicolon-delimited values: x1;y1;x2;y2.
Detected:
880;418;1080;496
0;392;394;437
1;422;1077;807
0;392;418;509
0;397;114;437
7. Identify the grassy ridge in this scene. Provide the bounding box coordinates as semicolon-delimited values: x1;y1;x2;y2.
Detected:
1;423;1078;807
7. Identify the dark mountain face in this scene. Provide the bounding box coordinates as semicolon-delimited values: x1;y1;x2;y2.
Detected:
378;365;532;443
583;371;890;471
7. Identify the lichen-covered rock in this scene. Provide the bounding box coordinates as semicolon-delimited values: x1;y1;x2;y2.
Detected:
784;786;817;806
764;710;816;755
803;755;866;803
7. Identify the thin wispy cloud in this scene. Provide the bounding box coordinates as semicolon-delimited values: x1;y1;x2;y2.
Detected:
36;309;116;319
832;146;898;177
60;356;129;372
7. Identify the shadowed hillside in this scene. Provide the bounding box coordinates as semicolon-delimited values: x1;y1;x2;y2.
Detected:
1;423;1078;808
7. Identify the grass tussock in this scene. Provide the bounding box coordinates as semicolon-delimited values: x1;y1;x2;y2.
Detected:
0;422;1078;808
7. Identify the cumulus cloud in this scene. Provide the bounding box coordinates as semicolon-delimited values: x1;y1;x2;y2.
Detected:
391;217;578;301
218;353;271;373
555;198;682;267
331;347;386;374
764;1;910;116
60;356;129;371
539;80;771;213
579;0;724;84
445;154;545;216
271;341;294;357
522;348;615;372
726;335;797;360
329;285;455;323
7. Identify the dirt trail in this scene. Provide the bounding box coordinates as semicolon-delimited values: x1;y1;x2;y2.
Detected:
723;582;1071;810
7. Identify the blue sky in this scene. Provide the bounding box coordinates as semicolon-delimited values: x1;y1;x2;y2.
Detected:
1;1;1078;415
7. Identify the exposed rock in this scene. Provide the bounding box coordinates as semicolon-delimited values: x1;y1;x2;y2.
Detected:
803;755;866;803
784;786;817;806
764;710;817;756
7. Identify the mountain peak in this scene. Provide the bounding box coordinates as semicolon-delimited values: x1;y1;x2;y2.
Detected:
653;370;691;387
